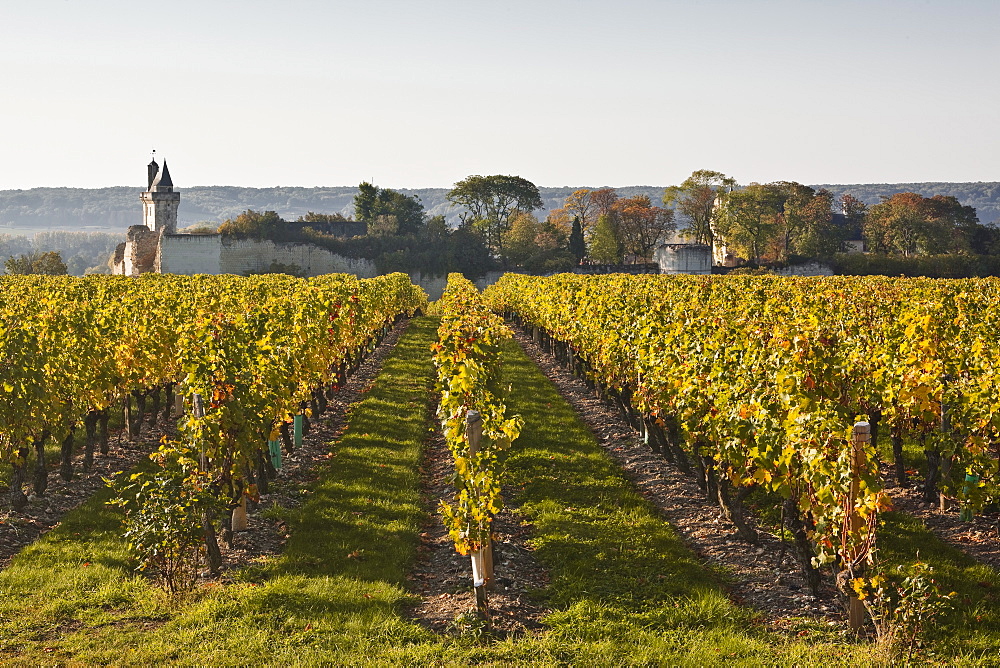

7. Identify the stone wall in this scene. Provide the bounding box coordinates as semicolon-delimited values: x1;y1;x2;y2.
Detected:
156;233;379;277
124;225;160;276
156;233;223;275
772;261;834;277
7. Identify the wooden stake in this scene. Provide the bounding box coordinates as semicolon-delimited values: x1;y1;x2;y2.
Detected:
466;410;493;613
849;421;870;632
293;414;304;449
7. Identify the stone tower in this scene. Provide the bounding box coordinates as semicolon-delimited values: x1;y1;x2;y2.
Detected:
140;159;180;234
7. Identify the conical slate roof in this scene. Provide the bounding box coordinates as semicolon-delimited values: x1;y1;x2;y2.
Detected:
151;161;173;189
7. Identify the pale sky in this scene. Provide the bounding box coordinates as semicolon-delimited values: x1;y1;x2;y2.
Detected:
0;0;996;190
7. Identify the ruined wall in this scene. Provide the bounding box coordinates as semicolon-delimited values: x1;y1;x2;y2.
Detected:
772;262;834;277
217;237;378;277
123;225;160;276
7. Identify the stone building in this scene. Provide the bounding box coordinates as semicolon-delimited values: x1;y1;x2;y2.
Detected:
653;243;712;274
113;158;178;275
113;159;371;277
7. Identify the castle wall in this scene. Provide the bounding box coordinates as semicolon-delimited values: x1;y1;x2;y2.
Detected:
217;237;378;277
157;233;224;274
156;234;379;277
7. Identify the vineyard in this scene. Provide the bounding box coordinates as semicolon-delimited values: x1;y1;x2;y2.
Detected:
0;272;998;663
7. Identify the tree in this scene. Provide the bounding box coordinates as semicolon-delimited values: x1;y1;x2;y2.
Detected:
589;213;622;264
861;192;982;256
589;188;619;219
353;182;425;235
715;183;784;264
765;182;840;261
5;250;68;275
447;175;542;259
502;211;542;267
612;195;675;262
569;216;586;263
297;211;347;223
663;170;736;246
564;189;596;232
217;210;284;239
545;206;572;236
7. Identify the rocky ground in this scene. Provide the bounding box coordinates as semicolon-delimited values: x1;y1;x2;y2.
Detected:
0;431;158;570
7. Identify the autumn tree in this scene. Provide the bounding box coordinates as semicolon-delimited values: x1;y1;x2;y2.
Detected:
663;169;736;246
589;188;619;219
447;175;542;259
4;250;68;275
545;206;572;236
564;189;596;231
612;195;675;262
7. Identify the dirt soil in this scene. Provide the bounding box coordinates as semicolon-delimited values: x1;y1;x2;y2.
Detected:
0;430;162;570
406;424;549;637
885;480;1000;571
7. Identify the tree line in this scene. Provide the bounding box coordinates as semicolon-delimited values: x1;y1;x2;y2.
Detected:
206;171;1000;277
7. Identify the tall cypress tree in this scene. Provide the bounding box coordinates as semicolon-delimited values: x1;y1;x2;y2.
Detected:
569;216;586;263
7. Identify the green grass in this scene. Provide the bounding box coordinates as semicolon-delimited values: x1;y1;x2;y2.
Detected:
0;318;997;665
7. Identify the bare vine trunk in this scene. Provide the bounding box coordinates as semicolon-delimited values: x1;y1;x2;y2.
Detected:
10;445;30;510
60;427;76;481
783;497;821;597
83;411;99;469
33;430;51;496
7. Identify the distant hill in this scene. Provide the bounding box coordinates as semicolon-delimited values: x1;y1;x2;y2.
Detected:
1;182;997;235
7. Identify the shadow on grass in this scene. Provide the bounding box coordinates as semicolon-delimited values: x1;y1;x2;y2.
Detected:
500;340;751;638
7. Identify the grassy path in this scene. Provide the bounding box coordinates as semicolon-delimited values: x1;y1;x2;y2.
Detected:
0;317;996;665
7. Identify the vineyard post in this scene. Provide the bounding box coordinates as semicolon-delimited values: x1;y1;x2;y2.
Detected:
466;410;491;619
173;392;184;418
293;414;304;449
849;421;870;632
